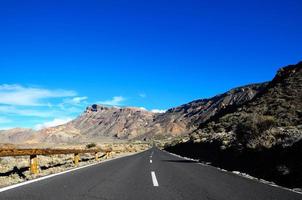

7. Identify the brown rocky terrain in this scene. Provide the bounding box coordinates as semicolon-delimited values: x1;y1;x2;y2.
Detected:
72;105;155;139
0;128;35;144
138;83;267;140
0;106;156;144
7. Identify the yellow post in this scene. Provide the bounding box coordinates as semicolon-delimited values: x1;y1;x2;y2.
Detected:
94;152;99;161
30;155;39;175
74;153;80;166
105;152;110;159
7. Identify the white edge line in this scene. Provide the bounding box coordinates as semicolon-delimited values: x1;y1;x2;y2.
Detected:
0;150;147;193
151;171;159;187
161;149;302;195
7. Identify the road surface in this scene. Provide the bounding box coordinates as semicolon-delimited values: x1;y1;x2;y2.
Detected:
0;148;301;200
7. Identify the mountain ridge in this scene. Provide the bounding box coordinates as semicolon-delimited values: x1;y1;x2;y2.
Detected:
0;61;301;145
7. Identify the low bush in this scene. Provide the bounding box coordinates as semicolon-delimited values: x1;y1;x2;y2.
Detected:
235;114;276;144
86;143;97;149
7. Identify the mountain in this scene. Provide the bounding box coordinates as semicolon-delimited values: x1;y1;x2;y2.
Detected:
165;62;302;189
71;105;155;139
1;62;300;148
138;83;267;139
24;105;156;143
189;61;302;148
0;80;270;144
0;128;35;143
0;81;266;144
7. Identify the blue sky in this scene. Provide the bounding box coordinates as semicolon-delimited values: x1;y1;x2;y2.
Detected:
0;0;301;130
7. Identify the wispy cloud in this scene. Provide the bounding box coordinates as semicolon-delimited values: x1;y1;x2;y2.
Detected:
97;96;125;106
0;105;51;117
151;109;166;113
0;84;76;106
34;117;73;130
0;84;86;129
63;96;88;105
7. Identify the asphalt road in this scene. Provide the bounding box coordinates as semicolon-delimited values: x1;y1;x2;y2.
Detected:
0;148;301;200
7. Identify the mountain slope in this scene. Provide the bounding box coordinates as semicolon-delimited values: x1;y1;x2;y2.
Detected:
24;105;156;143
0;128;35;143
138;83;267;139
191;62;302;148
165;62;302;189
72;105;155;139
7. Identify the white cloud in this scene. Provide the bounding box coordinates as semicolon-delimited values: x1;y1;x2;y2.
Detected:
64;96;88;105
151;109;166;113
138;107;147;111
0;84;76;106
0;105;53;117
0;105;80;118
34;117;73;130
97;96;125;106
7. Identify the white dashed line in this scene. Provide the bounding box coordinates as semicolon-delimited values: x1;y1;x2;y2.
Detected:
151;171;159;187
150;160;152;163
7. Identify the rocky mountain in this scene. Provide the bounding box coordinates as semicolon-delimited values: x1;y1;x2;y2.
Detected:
0;81;267;143
0;80;270;144
0;128;35;143
23;105;156;143
138;83;267;139
189;61;302;148
71;105;155;139
1;62;300;148
0;106;156;144
27;124;82;144
165;62;302;189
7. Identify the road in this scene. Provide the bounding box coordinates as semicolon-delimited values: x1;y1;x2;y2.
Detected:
0;148;301;200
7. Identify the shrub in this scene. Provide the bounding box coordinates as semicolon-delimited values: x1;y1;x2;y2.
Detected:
235;114;276;144
86;143;97;149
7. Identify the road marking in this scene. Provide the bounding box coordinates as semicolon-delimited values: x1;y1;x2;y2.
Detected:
150;160;152;163
151;171;159;187
150;151;154;158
